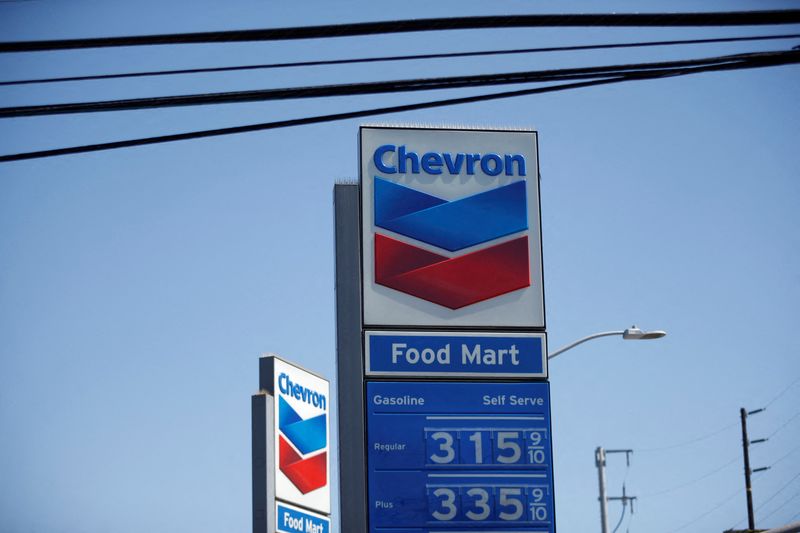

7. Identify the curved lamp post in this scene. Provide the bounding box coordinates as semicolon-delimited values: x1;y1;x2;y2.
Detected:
547;325;665;533
547;325;666;360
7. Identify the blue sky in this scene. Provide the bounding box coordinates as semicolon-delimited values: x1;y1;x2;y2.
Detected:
1;1;799;532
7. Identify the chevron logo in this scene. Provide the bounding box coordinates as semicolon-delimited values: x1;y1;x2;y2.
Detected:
373;177;531;309
278;396;327;494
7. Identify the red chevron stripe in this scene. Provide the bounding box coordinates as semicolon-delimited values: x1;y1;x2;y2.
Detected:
279;435;327;494
374;234;530;309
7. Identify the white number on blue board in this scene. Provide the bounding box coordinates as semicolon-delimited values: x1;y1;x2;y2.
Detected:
530;504;548;521
429;431;456;464
464;488;491;521
431;488;457;520
467;432;484;464
497;488;524;520
495;431;522;464
528;448;546;464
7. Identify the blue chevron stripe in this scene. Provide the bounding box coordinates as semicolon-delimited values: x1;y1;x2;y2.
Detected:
279;396;327;455
374;177;528;252
374;176;446;224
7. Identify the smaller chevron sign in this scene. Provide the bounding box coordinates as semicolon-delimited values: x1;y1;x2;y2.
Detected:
263;356;330;515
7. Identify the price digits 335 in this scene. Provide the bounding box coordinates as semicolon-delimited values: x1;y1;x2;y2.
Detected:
428;485;548;522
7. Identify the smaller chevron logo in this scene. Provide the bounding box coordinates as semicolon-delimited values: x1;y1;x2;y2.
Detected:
278;396;327;494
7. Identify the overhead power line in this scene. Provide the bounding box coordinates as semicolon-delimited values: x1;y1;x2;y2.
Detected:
728;470;800;531
759;486;800;524
637;420;739;453
665;486;743;533
0;48;797;163
1;49;797;119
2;33;798;87
0;77;628;163
769;442;800;468
755;472;800;514
765;376;800;408
1;10;800;52
639;455;740;498
767;411;800;439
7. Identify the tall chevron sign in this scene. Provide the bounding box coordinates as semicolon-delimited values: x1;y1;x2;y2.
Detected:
360;126;545;328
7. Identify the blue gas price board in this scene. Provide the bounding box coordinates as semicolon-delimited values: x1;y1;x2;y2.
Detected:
366;381;555;533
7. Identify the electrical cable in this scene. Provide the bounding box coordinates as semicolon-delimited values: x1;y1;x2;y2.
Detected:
0;77;629;162
640;455;740;498
729;515;747;530
1;49;797;119
767;411;800;439
2;33;798;87
612;501;627;533
624;507;634;533
637;420;739;453
769;442;800;468
727;421;800;531
1;48;796;163
663;486;743;533
759;486;800;523
754;472;800;513
765;376;800;408
728;477;800;531
622;456;630;486
2;10;800;52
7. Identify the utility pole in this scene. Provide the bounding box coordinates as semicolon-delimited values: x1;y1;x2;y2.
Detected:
740;407;770;532
596;447;636;533
596;447;609;533
741;407;755;531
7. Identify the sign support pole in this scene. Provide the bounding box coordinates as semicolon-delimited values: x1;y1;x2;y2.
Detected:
334;183;368;533
252;393;276;533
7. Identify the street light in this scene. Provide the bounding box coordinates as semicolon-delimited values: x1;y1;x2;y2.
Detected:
547;325;666;533
547;325;666;360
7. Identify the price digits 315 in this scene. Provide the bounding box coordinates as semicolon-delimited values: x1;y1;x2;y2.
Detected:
426;429;547;466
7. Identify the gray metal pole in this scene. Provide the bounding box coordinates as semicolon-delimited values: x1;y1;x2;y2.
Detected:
741;407;756;531
596;447;610;533
252;394;267;533
334;183;368;533
252;393;275;533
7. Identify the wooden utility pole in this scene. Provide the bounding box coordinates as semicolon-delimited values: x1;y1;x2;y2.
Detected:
740;407;755;531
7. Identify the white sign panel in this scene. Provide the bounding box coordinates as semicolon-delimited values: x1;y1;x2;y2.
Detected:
360;126;544;328
271;358;330;514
